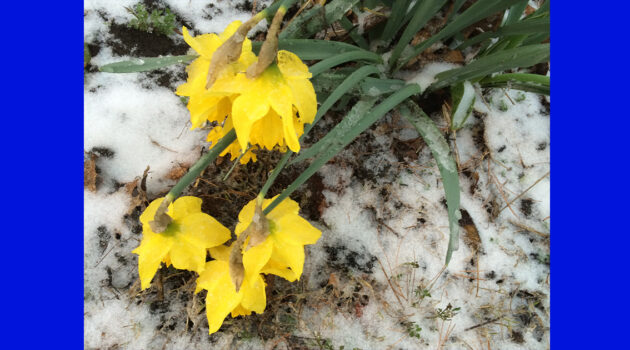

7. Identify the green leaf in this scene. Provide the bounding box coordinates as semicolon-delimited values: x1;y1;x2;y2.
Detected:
389;0;448;71
361;77;406;96
450;81;476;130
503;0;529;26
457;17;549;50
265;84;421;214
309;65;381;129
309;50;382;76
479;73;549;95
428;44;549;91
339;16;369;49
279;0;359;39
399;101;460;265
395;0;523;70
380;0;411;44
253;39;366;60
99;55;197;73
84;43;91;67
291;97;378;164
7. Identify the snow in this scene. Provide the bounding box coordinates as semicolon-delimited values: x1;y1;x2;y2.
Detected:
84;1;549;349
404;62;460;91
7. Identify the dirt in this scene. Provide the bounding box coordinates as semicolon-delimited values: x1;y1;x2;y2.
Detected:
108;22;189;57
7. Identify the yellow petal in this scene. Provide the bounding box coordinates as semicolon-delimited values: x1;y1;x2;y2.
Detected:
287;78;317;124
259;110;284;150
269;84;300;152
175;57;210;97
200;260;244;334
219;21;242;41
240;274;266;313
132;232;174;290
171;196;202;221
209;243;233;262
196;260;227;293
232;93;271;150
273;215;322;246
182;27;222;59
169;237;207;273
230;304;251;317
263;195;300;221
270;237;305;279
277;50;312;80
243;239;273;281
179;212;231;248
261;256;298;282
235;197;257;237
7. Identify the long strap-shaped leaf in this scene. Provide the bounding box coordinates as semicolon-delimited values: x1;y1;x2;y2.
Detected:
428;44;549;91
388;0;448;71
456;17;549;51
394;0;523;71
479;73;550;95
399;101;461;265
260;65;380;197
264;84;421;214
279;0;359;39
309;50;382;76
99;55;198;73
253;39;368;60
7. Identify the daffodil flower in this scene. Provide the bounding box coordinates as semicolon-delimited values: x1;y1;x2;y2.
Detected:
132;196;231;290
236;196;322;283
196;243;267;334
176;22;258;163
212;51;317;153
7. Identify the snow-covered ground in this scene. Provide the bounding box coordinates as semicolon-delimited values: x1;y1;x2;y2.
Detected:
85;1;549;349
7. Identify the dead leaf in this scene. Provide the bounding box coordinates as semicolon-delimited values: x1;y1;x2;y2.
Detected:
459;209;481;253
166;163;189;180
84;153;98;192
123;166;150;215
443;50;465;64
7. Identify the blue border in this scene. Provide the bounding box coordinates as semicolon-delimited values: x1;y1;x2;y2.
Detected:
2;2;84;348
552;1;630;347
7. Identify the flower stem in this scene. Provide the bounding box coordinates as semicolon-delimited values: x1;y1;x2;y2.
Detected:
151;129;236;232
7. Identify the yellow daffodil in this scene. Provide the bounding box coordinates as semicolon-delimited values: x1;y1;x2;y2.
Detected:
236;196;322;283
176;22;258;163
132;196;231;290
196;243;267;334
212;50;317;153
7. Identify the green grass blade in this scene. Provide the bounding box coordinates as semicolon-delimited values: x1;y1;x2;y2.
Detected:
266;84;421;214
395;0;523;70
99;55;198;73
450;81;476;130
388;0;448;71
253;39;365;60
309;50;382;76
399;100;460;265
428;44;549;91
479;73;550;95
457;17;549;50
